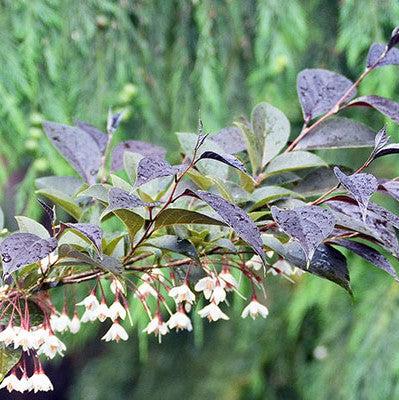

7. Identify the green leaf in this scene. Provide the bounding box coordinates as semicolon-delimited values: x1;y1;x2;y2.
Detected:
186;169;214;190
250;186;304;210
36;176;83;197
111;174;133;191
252;102;291;167
104;235;125;258
154;209;226;229
77;184;110;203
111;209;145;241
123;151;143;184
146;235;200;262
15;216;50;239
265;151;327;176
58;244;123;274
36;188;82;220
0;346;21;383
235;120;262;174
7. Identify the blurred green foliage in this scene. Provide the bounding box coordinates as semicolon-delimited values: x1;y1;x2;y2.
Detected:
1;0;399;399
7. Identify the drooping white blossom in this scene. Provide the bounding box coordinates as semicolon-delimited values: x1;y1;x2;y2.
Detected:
194;276;216;299
37;334;66;359
168;283;195;304
0;373;21;393
241;299;269;320
96;301;110;322
0;324;16;346
50;312;70;333
108;300;126;321
134;282;157;299
13;327;36;351
143;315;169;340
167;309;193;332
218;269;238;291
110;278;126;295
76;293;99;311
69;314;81;334
198;302;229;322
29;370;54;393
210;283;226;305
101;321;129;342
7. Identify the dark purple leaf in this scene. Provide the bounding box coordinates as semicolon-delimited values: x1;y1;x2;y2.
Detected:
0;233;57;276
348;95;399;124
135;157;181;187
373;144;399;160
210;127;246;154
111;140;166;171
332;239;398;280
65;223;103;253
297;69;356;121
379;179;399;201
285;242;351;294
366;43;399;68
43;122;102;185
387;26;399;50
295;117;376;150
333;167;378;221
197;151;247;174
294;167;338;197
366;202;399;230
372;126;389;156
108;187;159;211
184;190;266;263
75;121;108;154
271;205;335;263
107;111;123;133
37;199;56;225
326;197;399;256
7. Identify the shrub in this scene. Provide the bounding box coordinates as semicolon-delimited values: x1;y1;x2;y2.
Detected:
1;27;399;394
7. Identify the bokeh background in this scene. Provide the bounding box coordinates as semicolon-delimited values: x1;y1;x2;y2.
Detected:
1;0;399;399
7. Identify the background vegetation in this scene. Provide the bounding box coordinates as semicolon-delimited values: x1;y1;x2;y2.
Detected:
1;0;399;399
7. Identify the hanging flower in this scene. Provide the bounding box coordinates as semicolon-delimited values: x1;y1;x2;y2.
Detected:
69;314;81;334
0;323;16;347
168;283;195;304
29;368;54;393
18;373;31;393
31;327;50;348
210;282;226;305
241;298;269;320
76;293;99;311
134;282;157;299
143;314;169;340
96;300;110;322
101;321;129;342
245;255;263;271
110;278;125;295
108;300;126;321
198;302;229;322
167;307;193;332
37;334;66;359
0;372;21;393
50;311;70;333
13;327;36;351
218;268;238;291
194;276;216;299
80;308;98;323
